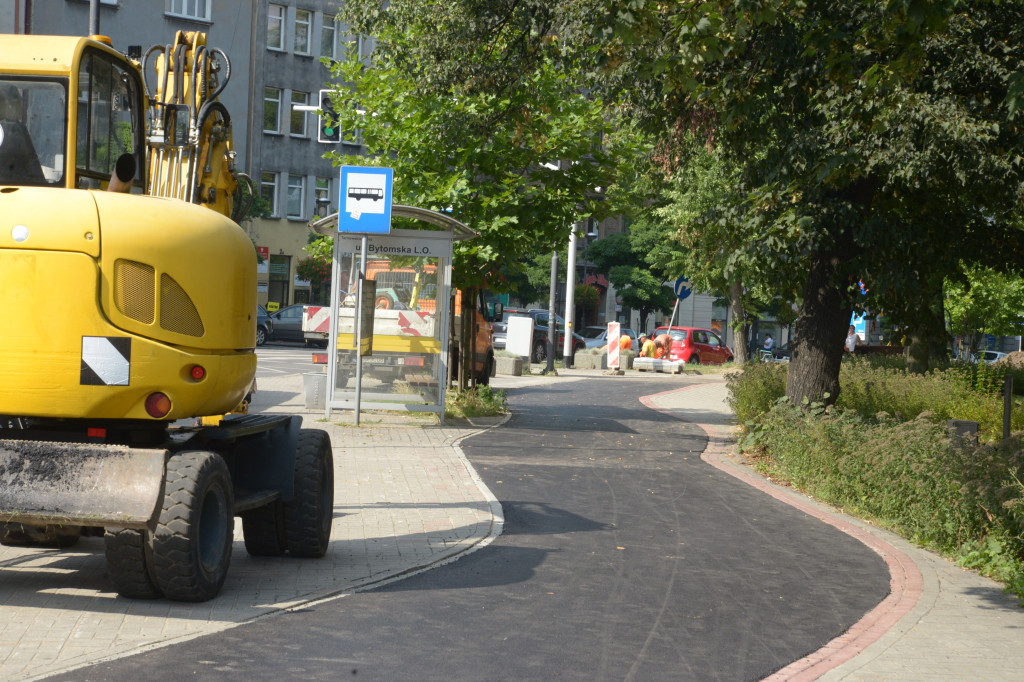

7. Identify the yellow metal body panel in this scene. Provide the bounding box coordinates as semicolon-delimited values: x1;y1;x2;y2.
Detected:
0;187;257;421
93;191;256;350
336;334;442;354
0;188;100;256
0;35;88;76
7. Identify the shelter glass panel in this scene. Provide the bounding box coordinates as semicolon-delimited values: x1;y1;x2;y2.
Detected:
332;249;445;408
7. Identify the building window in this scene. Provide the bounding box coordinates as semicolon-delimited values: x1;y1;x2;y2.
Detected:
343;33;363;60
267;4;285;50
294;9;312;55
314;177;332;215
168;0;210;21
287;174;305;219
320;18;337;60
260;172;279;217
263;87;281;133
290;91;309;137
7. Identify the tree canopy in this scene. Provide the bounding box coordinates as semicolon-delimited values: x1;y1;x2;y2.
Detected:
336;0;1024;404
329;3;638;292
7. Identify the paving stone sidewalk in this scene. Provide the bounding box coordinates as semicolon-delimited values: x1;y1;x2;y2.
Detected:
0;372;511;681
649;380;1024;681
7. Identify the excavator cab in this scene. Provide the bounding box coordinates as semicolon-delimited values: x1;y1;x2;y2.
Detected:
0;42;145;191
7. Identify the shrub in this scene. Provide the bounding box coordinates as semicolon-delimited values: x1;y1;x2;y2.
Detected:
748;400;1024;601
445;385;508;418
726;362;787;425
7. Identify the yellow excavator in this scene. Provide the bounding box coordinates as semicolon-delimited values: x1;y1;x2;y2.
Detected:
0;29;333;602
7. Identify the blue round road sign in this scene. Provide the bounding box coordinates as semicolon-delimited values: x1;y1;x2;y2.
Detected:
674;276;692;301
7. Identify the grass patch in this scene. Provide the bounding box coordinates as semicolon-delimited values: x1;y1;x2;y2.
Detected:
445;385;509;418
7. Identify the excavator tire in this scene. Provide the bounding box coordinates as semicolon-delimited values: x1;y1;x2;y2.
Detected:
150;451;234;602
283;430;334;558
241;502;286;557
104;528;162;599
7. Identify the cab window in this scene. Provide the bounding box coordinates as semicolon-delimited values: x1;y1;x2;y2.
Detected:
76;50;143;189
0;78;67;186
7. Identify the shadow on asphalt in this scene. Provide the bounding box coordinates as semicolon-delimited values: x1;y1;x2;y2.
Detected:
499;500;611;535
379;545;552;591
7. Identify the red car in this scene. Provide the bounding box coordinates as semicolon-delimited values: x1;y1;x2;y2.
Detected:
652;326;734;365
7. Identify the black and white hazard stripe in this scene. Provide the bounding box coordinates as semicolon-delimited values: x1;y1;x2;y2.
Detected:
80;336;131;386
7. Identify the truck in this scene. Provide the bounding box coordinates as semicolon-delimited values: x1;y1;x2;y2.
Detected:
0;29;333;602
302;262;499;386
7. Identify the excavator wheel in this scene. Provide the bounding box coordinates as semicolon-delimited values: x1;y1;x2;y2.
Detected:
282;429;334;558
104;528;162;599
150;451;234;602
241;502;286;557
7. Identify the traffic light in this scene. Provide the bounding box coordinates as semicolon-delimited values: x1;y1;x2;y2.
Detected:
318;89;340;144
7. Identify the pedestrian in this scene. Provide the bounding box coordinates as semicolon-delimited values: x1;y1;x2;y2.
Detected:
654;334;672;359
619;334;632;351
844;325;859;354
638;333;656;358
763;334;774;351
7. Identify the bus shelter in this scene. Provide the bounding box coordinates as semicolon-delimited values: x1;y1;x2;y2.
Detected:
309;206;476;421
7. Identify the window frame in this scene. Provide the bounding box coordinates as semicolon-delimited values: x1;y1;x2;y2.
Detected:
263;86;282;134
286;173;306;220
289;90;309;137
314;176;332;214
294;8;312;55
260;171;279;218
267;3;285;51
167;0;211;22
320;18;337;61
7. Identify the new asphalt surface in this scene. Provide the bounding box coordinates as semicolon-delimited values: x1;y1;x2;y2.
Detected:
53;376;890;681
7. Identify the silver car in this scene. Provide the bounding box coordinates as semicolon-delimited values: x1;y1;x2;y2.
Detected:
581;325;637;350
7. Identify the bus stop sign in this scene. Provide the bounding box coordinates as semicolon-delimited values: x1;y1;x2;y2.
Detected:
338;166;393;234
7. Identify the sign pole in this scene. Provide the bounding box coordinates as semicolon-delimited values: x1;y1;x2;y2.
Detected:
353;235;368;425
325;234;343;420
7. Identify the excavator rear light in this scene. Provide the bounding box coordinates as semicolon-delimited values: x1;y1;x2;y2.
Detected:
145;392;172;419
190;365;206;381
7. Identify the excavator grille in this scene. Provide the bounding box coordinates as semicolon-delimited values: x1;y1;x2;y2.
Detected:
114;259;156;324
160;273;205;337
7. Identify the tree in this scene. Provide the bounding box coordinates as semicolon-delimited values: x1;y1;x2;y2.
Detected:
593;0;1024;400
946;265;1024;356
586;232;675;325
327;6;636;292
336;0;1024;406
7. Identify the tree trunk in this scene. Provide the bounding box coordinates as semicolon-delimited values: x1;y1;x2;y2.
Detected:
728;279;749;363
786;254;851;407
906;279;947;373
460;287;475;391
905;329;930;373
